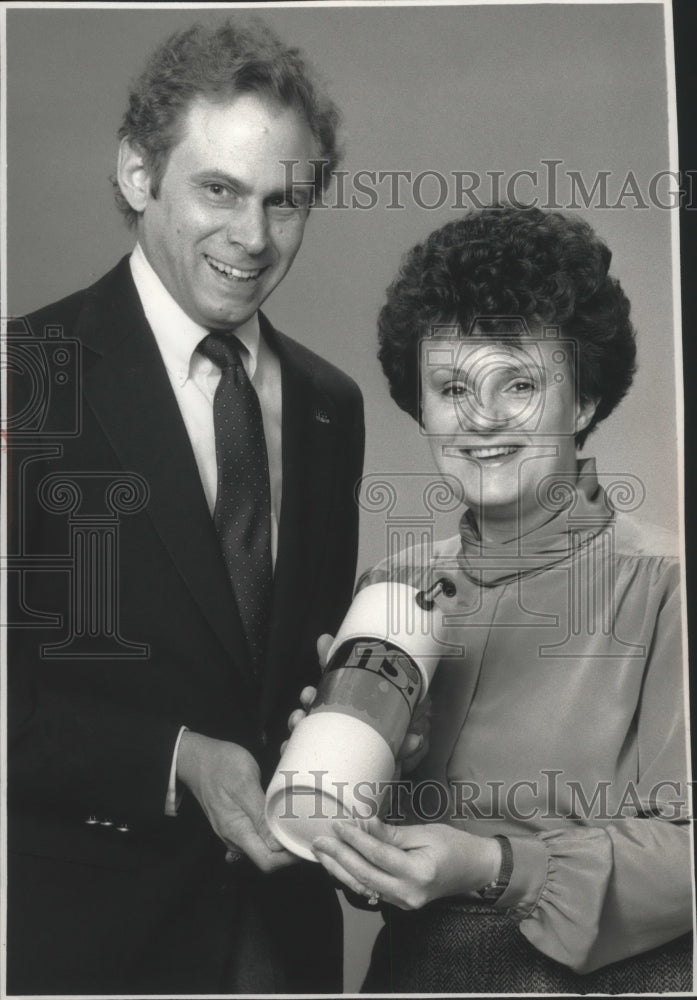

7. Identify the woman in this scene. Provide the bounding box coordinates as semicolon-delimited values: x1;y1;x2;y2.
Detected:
309;206;692;993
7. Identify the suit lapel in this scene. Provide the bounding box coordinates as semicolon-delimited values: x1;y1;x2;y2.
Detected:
78;259;254;685
259;318;338;716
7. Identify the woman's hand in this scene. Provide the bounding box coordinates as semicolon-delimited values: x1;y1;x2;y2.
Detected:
397;693;431;774
282;634;431;771
312;817;502;910
282;684;317;754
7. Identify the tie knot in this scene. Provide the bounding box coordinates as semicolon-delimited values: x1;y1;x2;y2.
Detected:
199;332;244;371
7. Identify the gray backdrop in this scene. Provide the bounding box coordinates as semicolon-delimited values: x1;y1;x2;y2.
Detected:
6;2;680;989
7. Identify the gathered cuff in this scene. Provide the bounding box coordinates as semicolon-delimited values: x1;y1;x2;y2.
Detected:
501;827;613;971
494;832;549;916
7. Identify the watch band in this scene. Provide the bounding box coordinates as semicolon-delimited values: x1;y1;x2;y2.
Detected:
476;835;514;901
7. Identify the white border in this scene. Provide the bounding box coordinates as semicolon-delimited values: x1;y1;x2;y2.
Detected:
0;3;690;998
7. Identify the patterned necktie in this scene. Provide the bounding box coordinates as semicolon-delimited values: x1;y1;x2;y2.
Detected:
199;332;272;669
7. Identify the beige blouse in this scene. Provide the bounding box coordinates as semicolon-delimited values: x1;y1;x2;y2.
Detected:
360;460;692;973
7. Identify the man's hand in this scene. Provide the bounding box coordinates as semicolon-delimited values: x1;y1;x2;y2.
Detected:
176;731;297;873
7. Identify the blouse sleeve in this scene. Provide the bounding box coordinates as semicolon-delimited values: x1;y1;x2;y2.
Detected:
495;564;693;973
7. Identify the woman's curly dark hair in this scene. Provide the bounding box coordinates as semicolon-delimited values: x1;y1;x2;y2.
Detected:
378;205;636;447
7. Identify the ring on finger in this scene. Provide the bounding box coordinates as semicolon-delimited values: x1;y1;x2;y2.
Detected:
367;888;381;906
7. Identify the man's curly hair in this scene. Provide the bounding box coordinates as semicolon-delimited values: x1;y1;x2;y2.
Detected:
113;19;342;227
378;205;636;447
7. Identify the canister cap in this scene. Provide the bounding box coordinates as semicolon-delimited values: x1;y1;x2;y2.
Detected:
265;712;395;860
327;582;449;699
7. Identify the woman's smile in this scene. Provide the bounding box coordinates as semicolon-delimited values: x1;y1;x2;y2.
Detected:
421;336;595;530
456;443;523;461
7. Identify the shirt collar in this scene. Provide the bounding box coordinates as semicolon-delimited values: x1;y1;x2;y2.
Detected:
458;457;615;587
129;242;261;386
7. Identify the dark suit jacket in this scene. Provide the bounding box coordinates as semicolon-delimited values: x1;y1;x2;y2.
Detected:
7;257;364;994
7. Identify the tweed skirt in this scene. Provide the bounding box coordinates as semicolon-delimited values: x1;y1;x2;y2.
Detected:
362;901;693;995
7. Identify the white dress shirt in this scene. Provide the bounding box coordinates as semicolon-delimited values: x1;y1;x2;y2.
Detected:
129;244;283;815
130;243;283;557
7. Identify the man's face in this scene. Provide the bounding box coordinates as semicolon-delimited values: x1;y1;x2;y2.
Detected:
137;93;317;330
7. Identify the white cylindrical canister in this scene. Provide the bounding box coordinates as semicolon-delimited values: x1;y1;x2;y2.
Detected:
265;581;449;860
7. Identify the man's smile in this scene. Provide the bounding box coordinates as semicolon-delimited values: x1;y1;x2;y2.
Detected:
204;253;266;281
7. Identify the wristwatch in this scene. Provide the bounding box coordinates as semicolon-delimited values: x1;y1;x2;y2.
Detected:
476;835;514;901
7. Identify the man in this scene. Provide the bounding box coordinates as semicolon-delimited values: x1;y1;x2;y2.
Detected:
7;19;364;995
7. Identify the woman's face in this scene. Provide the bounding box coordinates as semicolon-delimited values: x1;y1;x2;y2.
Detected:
420;335;596;528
